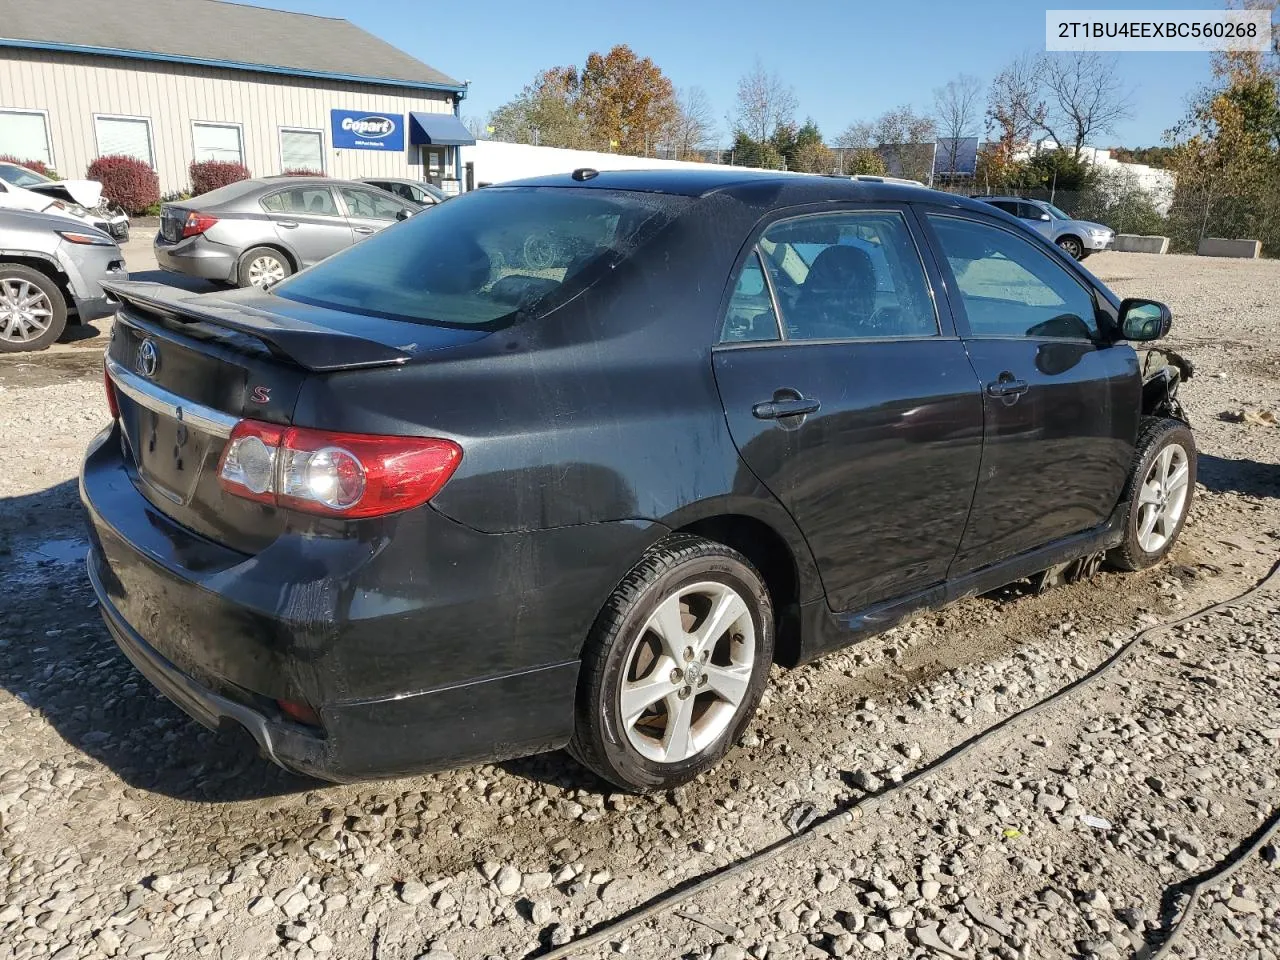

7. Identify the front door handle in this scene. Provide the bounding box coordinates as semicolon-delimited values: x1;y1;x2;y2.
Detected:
753;396;821;420
986;376;1029;398
276;220;299;229
353;226;375;235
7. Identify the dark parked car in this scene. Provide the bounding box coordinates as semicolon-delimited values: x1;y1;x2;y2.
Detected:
84;170;1194;792
357;177;446;207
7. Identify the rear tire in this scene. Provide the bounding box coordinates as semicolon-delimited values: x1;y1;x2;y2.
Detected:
0;263;67;352
1108;417;1196;571
1056;235;1085;260
237;247;292;290
570;534;774;792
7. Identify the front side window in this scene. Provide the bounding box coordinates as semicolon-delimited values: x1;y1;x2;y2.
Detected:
927;214;1099;340
192;122;243;164
95;116;153;165
261;187;339;216
755;211;938;341
274;186;690;328
339;186;405;220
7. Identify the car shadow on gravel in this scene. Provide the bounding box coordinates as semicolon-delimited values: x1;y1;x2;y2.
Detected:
1198;453;1280;499
1;482;316;803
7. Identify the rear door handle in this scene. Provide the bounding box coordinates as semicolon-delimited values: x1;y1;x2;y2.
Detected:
276;220;298;229
986;377;1029;398
753;397;821;420
353;226;375;235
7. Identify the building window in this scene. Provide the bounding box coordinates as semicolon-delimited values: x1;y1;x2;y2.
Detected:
0;110;53;168
280;128;324;173
192;122;244;165
95;115;153;166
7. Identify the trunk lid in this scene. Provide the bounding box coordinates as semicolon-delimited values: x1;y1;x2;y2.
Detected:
104;282;487;553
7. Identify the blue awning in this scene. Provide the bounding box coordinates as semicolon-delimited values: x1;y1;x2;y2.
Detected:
408;113;476;146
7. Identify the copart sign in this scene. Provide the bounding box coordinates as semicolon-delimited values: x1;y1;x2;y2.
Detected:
331;110;406;151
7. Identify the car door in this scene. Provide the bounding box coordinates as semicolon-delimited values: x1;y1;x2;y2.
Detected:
1018;202;1054;238
921;210;1140;574
262;186;353;266
336;185;412;241
712;207;985;614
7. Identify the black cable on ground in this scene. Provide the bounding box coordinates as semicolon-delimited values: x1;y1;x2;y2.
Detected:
531;556;1280;960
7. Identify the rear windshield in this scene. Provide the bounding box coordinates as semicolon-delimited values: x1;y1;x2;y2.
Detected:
272;186;691;328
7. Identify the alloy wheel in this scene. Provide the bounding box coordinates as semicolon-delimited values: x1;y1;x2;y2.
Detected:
619;580;756;764
247;255;287;288
0;278;53;343
1058;237;1083;260
1136;443;1191;553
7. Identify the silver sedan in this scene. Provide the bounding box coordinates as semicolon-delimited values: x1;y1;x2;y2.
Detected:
154;177;418;289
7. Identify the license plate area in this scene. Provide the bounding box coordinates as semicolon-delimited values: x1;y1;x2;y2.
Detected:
122;402;213;504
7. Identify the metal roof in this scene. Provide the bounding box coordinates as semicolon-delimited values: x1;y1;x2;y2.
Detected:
0;0;465;93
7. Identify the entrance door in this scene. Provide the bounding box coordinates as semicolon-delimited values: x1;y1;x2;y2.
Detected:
712;207;984;613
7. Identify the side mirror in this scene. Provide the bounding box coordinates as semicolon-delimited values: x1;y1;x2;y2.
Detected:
396;208;413;221
1118;298;1172;341
1038;212;1052;222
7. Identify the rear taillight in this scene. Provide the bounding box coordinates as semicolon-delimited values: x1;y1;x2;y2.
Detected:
217;420;462;519
104;362;120;419
182;212;218;238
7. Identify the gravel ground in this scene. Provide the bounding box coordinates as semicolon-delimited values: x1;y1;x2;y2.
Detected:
0;250;1278;960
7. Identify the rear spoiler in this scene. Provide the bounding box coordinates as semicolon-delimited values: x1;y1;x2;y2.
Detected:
103;281;413;372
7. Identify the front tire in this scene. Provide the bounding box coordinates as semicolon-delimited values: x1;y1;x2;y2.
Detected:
1056;235;1085;260
0;263;67;352
570;534;774;792
237;247;292;290
1108;417;1196;571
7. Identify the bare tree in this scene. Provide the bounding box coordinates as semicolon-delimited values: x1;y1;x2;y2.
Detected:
1039;52;1133;158
987;52;1046;146
733;58;797;142
873;106;937;181
665;86;717;159
933;74;982;176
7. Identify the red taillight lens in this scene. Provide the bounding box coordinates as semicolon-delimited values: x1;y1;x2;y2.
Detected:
182;212;218;238
104;363;120;419
216;420;462;518
276;699;321;727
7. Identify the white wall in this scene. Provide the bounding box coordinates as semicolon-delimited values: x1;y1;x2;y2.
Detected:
0;48;453;194
466;140;780;186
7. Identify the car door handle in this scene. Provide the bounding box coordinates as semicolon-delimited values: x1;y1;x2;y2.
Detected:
276;220;298;229
986;377;1029;398
753;397;821;420
353;226;375;235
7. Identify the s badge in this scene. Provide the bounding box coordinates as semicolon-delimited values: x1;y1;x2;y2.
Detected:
251;385;271;404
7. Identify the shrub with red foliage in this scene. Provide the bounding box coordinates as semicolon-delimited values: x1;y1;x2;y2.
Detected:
282;168;324;177
190;160;251;196
0;155;56;179
86;155;160;215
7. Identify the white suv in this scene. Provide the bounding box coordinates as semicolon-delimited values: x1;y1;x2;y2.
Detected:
974;195;1114;260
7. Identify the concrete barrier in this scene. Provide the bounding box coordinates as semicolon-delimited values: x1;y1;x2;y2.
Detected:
1112;234;1170;254
1198;238;1262;258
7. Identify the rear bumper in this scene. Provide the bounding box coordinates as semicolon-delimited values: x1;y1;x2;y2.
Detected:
154;237;235;282
80;424;661;781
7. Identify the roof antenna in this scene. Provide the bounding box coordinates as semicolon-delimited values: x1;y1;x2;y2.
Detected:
571;168;599;181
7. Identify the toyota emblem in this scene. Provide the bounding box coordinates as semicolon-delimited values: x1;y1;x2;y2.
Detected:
137;339;158;378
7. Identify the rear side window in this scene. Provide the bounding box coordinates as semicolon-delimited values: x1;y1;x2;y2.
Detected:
262;187;339;216
274;187;691;328
722;250;781;343
754;211;938;341
927;214;1099;340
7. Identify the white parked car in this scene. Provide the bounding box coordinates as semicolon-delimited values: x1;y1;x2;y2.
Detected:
0;162;130;241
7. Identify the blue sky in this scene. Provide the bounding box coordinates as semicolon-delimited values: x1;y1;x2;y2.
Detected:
241;0;1237;147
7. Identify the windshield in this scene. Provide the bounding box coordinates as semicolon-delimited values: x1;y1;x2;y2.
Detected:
0;163;50;188
274;186;691;328
1044;203;1071;220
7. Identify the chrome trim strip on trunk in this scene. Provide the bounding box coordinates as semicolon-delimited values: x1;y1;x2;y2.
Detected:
105;356;239;438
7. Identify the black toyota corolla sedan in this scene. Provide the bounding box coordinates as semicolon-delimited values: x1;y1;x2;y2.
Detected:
82;169;1195;792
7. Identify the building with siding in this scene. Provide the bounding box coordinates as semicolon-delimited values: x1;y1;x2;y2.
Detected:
0;0;476;196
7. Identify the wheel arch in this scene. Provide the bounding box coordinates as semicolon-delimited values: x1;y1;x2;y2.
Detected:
0;255;74;321
234;243;298;284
